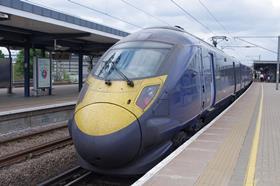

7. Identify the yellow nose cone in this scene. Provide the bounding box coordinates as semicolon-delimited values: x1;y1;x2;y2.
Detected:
74;103;137;136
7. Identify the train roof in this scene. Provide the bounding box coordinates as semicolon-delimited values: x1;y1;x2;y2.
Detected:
118;26;245;65
146;27;233;55
147;27;244;63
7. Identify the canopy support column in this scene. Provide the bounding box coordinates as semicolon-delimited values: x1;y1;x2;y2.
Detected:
24;45;30;97
7;46;12;94
78;53;83;91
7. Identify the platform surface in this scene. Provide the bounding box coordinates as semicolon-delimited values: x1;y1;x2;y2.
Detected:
135;83;280;186
0;84;78;112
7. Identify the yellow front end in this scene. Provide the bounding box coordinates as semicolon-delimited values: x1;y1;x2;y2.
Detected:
74;74;167;136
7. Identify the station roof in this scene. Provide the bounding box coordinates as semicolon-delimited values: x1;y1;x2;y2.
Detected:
0;0;129;54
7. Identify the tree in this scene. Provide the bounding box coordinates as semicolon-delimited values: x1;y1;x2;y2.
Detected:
0;50;4;59
14;49;44;79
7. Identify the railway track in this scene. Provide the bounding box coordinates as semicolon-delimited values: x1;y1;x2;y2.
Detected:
0;136;72;168
39;165;139;186
0;124;68;144
39;166;91;186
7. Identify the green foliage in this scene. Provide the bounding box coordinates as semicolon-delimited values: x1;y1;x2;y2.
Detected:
0;50;4;59
14;49;44;79
63;70;70;81
14;50;24;79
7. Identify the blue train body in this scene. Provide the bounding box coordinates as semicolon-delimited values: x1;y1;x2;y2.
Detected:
68;27;252;175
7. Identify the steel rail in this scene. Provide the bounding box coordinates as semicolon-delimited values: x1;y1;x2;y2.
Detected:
0;124;68;144
38;166;91;186
0;136;72;168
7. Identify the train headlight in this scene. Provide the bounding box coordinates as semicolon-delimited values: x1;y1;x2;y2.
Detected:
136;85;159;110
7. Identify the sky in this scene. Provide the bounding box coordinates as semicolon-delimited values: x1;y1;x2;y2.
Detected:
10;0;280;65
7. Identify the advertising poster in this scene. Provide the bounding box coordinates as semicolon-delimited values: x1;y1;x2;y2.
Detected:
37;58;51;88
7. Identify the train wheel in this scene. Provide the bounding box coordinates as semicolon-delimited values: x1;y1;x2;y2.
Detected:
191;118;204;133
172;131;188;148
231;95;236;103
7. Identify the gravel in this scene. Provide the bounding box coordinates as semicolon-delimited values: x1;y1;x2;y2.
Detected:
0;127;69;157
0;121;67;143
0;145;77;186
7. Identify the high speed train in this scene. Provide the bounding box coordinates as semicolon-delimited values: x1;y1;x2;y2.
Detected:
68;26;252;175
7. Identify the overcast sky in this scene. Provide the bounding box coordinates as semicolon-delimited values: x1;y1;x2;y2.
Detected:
21;0;280;65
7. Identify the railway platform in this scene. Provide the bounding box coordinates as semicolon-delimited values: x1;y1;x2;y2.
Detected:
134;82;280;186
0;84;78;135
0;84;78;113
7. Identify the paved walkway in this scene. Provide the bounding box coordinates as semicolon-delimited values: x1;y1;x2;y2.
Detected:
0;84;78;112
255;83;280;185
135;83;280;186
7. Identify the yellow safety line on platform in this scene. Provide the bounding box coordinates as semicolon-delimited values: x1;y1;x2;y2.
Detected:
244;84;263;186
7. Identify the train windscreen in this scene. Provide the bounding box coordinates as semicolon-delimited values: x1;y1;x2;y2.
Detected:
93;41;172;80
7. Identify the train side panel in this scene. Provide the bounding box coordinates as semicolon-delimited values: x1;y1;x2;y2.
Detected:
234;62;242;92
213;53;235;104
169;46;202;123
240;64;252;88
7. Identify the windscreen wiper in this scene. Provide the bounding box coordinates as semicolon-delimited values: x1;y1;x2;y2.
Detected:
111;61;134;87
97;53;115;77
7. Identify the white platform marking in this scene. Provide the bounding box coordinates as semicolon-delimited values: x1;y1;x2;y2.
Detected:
0;101;76;116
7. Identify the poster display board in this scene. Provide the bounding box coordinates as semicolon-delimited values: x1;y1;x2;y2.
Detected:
37;58;51;88
33;58;52;94
0;59;11;88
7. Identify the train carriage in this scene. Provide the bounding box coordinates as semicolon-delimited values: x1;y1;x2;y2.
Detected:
68;26;252;175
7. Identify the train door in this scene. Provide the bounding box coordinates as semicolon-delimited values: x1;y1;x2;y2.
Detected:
240;65;243;89
233;62;236;93
201;50;216;110
209;53;216;107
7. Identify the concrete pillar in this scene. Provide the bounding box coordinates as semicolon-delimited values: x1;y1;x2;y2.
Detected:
78;53;83;91
24;46;30;97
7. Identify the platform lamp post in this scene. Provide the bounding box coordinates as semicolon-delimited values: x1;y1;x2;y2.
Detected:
276;36;280;90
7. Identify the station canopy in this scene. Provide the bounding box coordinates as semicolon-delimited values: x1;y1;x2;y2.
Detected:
0;0;129;54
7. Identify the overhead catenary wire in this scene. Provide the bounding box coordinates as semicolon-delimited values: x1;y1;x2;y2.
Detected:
120;0;171;26
236;37;277;54
197;0;232;37
170;0;215;34
233;36;278;39
67;0;142;29
196;0;242;52
195;0;246;55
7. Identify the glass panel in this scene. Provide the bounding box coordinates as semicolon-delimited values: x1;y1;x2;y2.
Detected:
93;42;172;80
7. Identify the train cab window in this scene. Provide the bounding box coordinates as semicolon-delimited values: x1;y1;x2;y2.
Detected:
187;54;199;74
181;54;200;94
93;41;172;80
